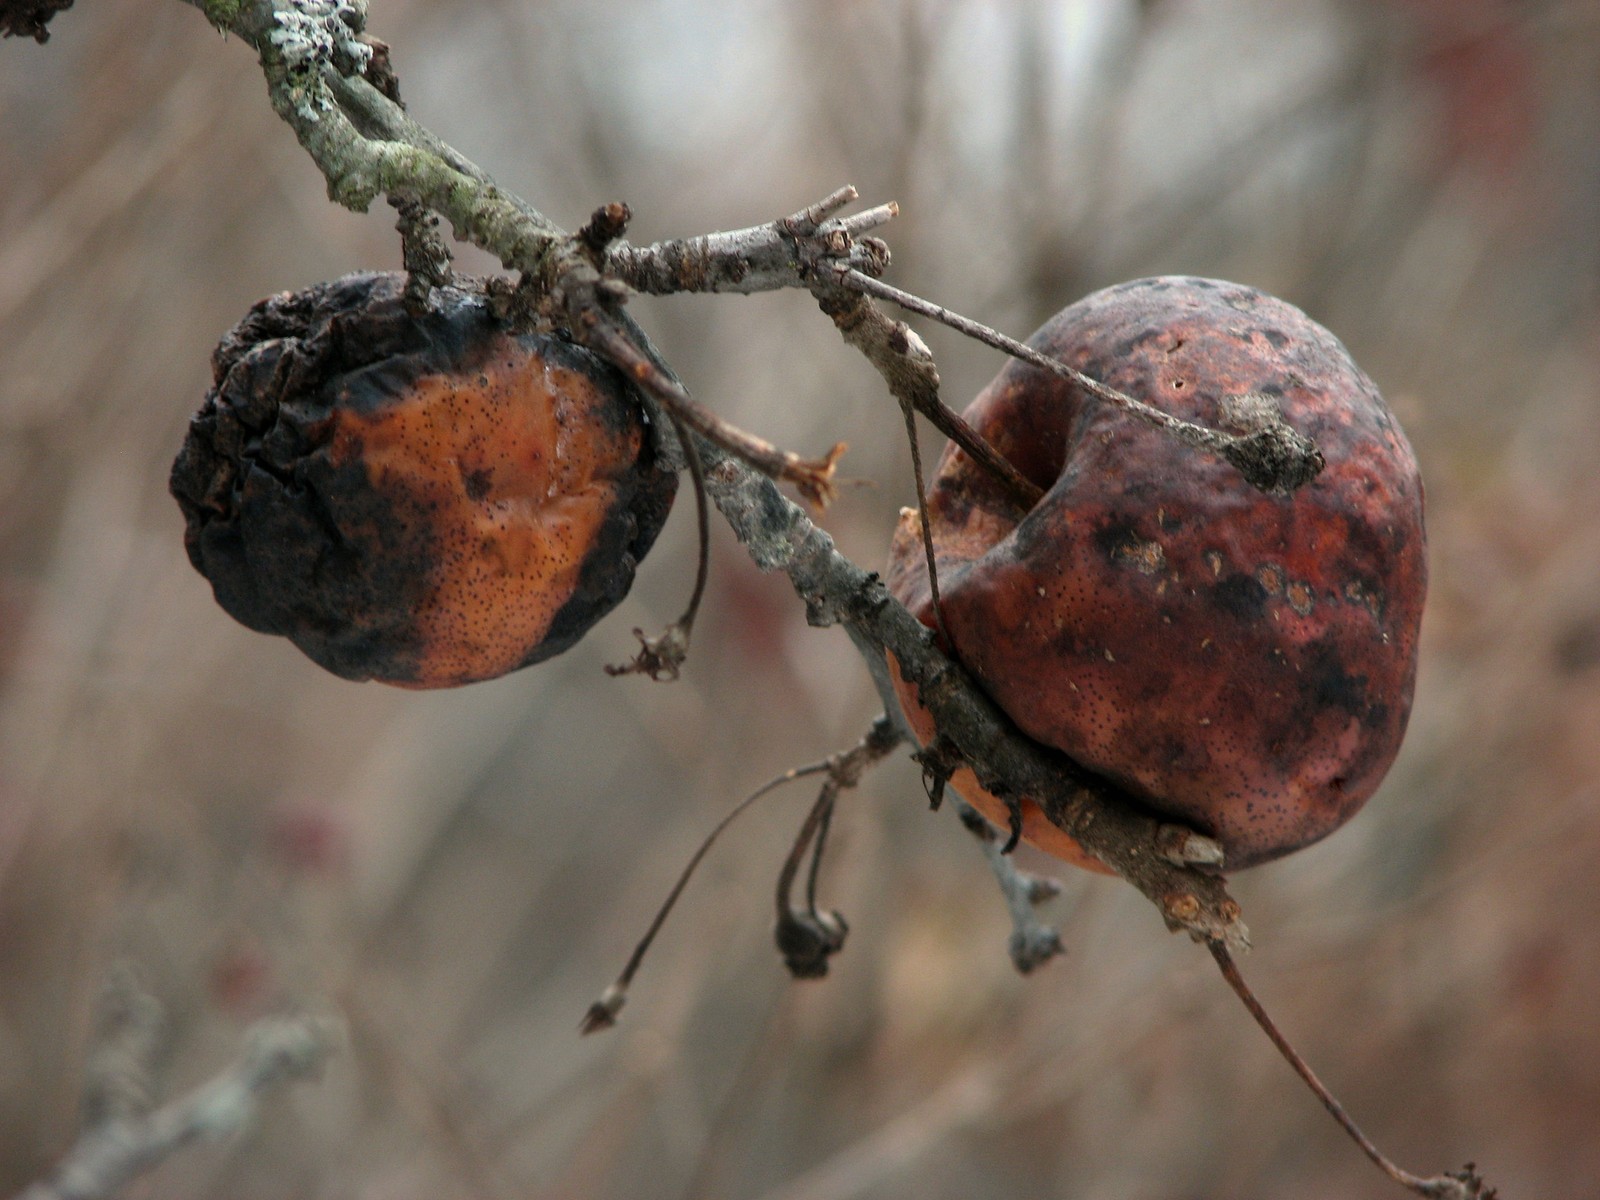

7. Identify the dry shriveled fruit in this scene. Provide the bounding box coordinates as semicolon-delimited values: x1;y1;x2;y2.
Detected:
171;272;676;687
889;276;1426;870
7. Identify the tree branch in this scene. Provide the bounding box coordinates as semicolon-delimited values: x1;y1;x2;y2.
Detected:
612;310;1248;948
177;0;1247;948
16;966;338;1200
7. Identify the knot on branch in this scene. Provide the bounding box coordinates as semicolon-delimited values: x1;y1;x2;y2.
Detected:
578;201;633;264
1156;823;1227;870
1216;391;1325;495
390;197;452;312
780;187;898;287
1222;422;1327;495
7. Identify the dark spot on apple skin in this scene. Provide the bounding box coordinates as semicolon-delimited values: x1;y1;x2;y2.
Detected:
1211;573;1270;622
1301;638;1372;722
462;466;494;502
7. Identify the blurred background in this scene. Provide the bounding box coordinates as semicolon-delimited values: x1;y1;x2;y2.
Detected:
2;1;1598;1196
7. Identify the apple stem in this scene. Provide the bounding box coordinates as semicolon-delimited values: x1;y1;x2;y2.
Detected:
898;396;955;654
1206;940;1494;1199
604;411;710;681
580;719;902;1033
580;758;835;1034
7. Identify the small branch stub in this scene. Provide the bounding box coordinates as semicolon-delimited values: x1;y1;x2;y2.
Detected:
1156;823;1226;870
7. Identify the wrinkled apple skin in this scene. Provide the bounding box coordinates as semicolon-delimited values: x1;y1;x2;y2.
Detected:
888;277;1426;869
171;273;677;687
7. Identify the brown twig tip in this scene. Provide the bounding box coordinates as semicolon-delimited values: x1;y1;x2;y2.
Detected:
579;985;626;1036
578;201;633;260
793;441;848;509
1162;891;1202;924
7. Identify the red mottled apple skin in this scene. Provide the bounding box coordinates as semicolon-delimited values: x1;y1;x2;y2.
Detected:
888;277;1426;870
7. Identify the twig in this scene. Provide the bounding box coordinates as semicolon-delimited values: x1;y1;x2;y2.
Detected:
17;966;338;1200
837;267;1326;496
582;310;847;506
955;801;1065;974
810;283;1043;513
605;411;711;681
580;759;834;1034
182;0;1249;953
897;399;952;652
1207;941;1498;1200
604;186;896;297
773;716;901;979
582;717;904;1032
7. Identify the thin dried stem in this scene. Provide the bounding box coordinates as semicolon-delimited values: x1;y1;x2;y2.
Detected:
583;717;902;1031
605;412;712;681
773;783;846;979
581;759;835;1035
1207;941;1497;1200
803;784;836;917
839;267;1325;496
771;717;900;979
579;312;846;507
810;285;1043;513
899;398;952;652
